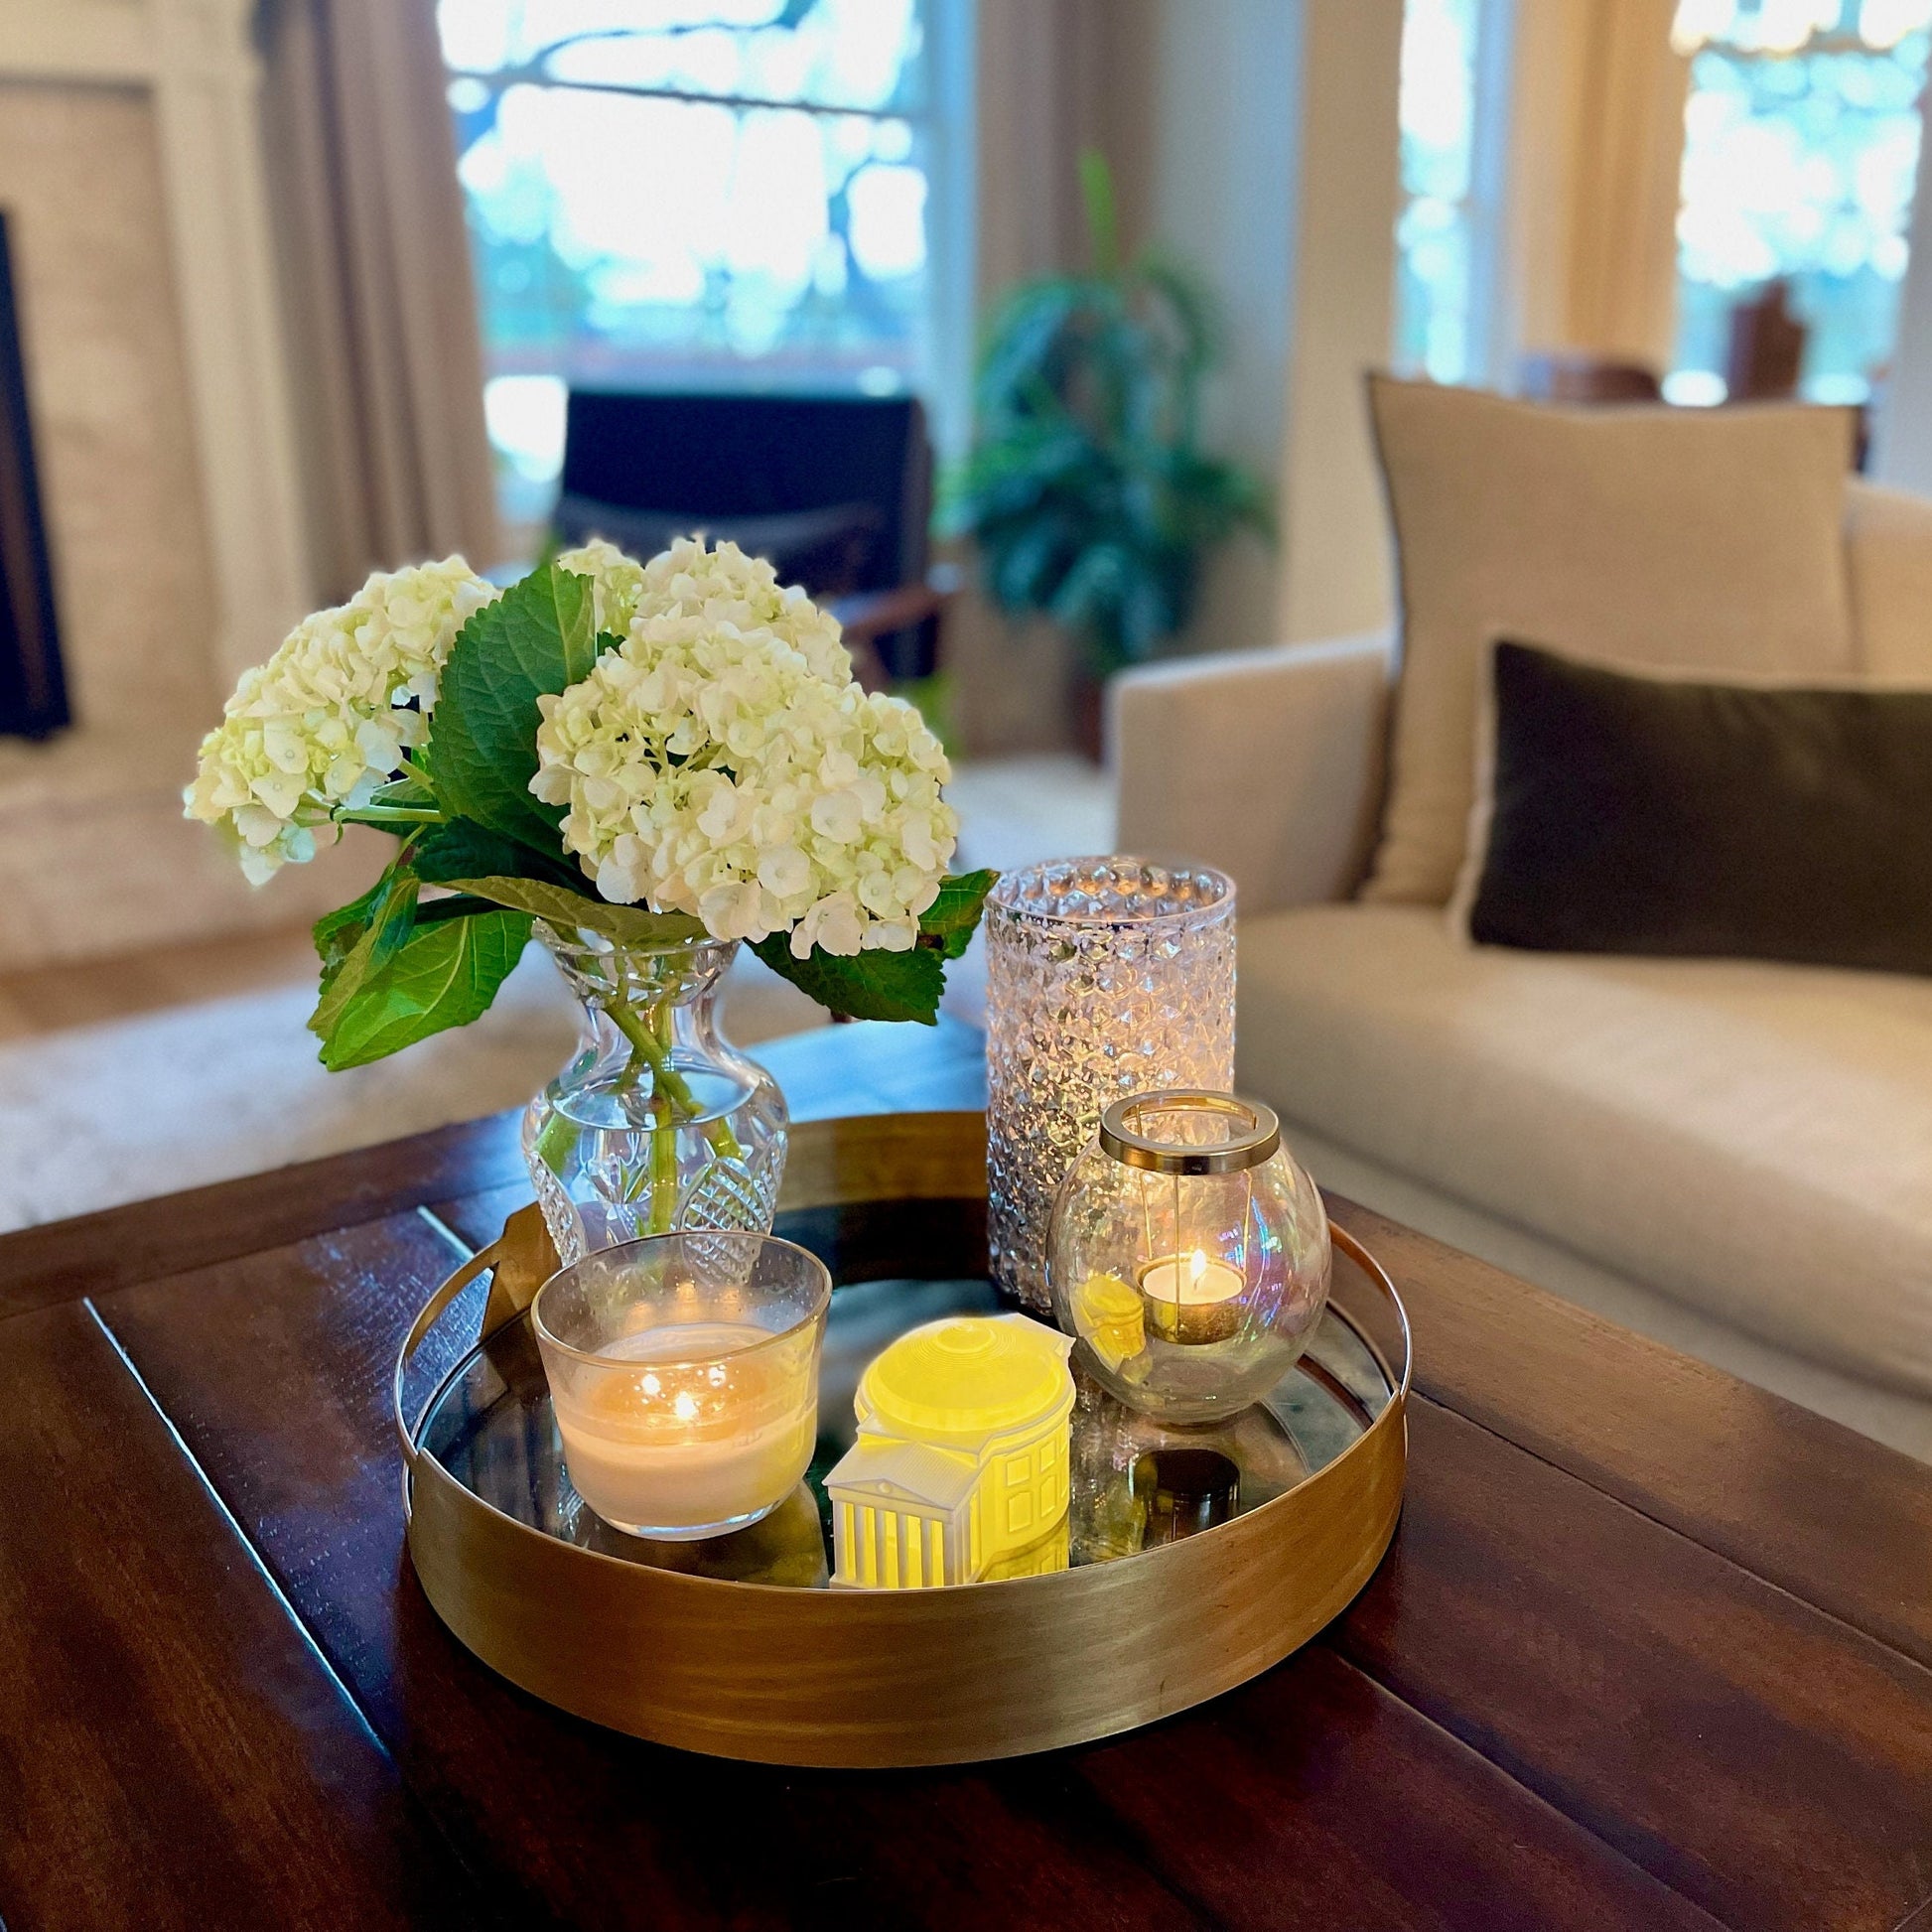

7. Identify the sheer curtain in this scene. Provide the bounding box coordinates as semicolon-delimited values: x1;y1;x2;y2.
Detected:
256;0;499;599
1505;0;1692;372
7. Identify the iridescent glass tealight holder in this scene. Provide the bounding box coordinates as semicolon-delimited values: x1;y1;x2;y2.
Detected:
532;1230;831;1540
985;858;1235;1313
1047;1091;1330;1424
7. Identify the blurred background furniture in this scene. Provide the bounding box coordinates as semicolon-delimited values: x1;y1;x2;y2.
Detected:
1516;352;1663;405
1725;278;1807;402
555;390;952;684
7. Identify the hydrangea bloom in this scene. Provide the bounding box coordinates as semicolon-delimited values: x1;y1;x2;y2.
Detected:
554;538;646;636
531;540;956;956
184;558;494;883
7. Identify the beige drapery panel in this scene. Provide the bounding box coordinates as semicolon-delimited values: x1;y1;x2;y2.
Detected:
949;0;1123;754
1507;0;1692;371
974;0;1119;302
256;0;499;600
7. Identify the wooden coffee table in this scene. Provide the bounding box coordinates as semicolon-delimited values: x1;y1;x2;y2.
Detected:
2;1017;1928;1931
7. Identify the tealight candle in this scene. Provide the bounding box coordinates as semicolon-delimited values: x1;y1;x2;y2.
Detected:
533;1232;831;1541
1138;1248;1245;1344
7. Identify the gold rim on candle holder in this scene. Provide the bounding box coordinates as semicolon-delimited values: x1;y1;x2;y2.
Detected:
1098;1090;1282;1175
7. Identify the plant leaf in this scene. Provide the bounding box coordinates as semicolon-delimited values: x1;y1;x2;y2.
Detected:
917;869;997;960
366;768;439;811
311;875;388;970
317;908;533;1070
428;563;598;855
415;815;584;891
309;869;420;1043
752;936;944;1025
445;876;706;947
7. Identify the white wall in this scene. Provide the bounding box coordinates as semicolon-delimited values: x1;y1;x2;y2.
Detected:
1108;0;1402;656
1873;104;1932;494
1274;0;1403;645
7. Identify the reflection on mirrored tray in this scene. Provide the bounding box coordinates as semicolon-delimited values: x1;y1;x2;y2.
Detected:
419;1277;1393;1590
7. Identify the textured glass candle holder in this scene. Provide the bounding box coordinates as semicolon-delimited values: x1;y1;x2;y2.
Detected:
1047;1092;1331;1424
985;858;1235;1312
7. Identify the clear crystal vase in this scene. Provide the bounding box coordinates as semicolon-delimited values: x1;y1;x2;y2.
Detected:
521;924;789;1265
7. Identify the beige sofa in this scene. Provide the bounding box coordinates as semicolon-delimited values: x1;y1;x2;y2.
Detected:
1113;479;1932;1458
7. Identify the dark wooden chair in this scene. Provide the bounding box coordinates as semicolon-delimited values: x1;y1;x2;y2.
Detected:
1725;279;1806;402
1516;352;1664;405
555;390;953;683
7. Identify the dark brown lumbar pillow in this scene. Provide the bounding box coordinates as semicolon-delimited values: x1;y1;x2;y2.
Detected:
1462;640;1932;975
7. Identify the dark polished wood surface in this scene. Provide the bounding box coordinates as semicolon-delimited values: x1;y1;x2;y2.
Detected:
1;1016;1928;1930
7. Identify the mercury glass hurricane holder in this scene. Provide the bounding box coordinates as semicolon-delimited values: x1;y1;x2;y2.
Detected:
521;925;788;1267
985;858;1235;1313
1047;1091;1331;1425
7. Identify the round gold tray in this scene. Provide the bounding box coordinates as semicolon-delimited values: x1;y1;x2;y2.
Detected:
395;1112;1409;1768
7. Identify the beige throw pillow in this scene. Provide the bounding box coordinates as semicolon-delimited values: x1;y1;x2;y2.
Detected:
1363;377;1858;904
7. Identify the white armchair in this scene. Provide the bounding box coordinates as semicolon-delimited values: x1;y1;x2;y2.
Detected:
1110;630;1393;916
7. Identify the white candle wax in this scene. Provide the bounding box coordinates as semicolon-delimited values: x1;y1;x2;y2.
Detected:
1139;1250;1245;1344
551;1321;817;1539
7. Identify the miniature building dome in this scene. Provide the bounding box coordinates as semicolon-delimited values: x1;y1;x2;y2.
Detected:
830;1314;1075;1589
861;1315;1072;1443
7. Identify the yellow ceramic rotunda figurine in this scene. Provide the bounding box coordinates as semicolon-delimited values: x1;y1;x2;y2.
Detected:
827;1313;1075;1587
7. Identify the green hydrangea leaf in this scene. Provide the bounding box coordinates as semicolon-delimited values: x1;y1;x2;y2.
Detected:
316;908;533;1070
444;876;706;947
310;867;419;1041
414;814;583;891
427;563;598;856
311;875;388;969
917;869;998;960
751;936;944;1024
369;767;437;811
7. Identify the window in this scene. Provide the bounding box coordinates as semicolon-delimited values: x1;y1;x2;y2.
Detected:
436;0;966;528
1669;0;1931;403
1393;0;1507;385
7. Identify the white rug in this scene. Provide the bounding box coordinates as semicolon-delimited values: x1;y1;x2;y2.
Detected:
0;948;824;1232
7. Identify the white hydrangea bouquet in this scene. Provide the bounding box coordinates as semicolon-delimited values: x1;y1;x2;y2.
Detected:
186;537;993;1244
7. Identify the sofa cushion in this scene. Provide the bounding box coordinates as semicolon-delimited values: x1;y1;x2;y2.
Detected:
1846;479;1932;680
1458;639;1932;975
1237;904;1932;1393
1363;378;1858;904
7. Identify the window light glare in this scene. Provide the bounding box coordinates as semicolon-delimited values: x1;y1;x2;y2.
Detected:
1861;0;1932;47
1662;368;1730;404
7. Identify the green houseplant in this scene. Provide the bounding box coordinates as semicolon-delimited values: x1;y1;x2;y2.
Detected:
943;155;1272;720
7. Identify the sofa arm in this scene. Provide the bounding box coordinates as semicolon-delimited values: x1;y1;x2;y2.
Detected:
1110;630;1393;915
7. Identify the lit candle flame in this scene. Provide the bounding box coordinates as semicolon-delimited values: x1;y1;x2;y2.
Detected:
1187;1249;1207;1288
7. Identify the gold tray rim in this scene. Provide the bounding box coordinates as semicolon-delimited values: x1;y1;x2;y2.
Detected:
399;1110;1410;1765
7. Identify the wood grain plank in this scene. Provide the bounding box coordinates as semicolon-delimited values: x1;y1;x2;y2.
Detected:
97;1213;1726;1931
1074;1645;1724;1932
91;1214;1209;1931
0;1113;525;1317
1329;1395;1932;1932
1326;1197;1932;1677
0;1301;483;1932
